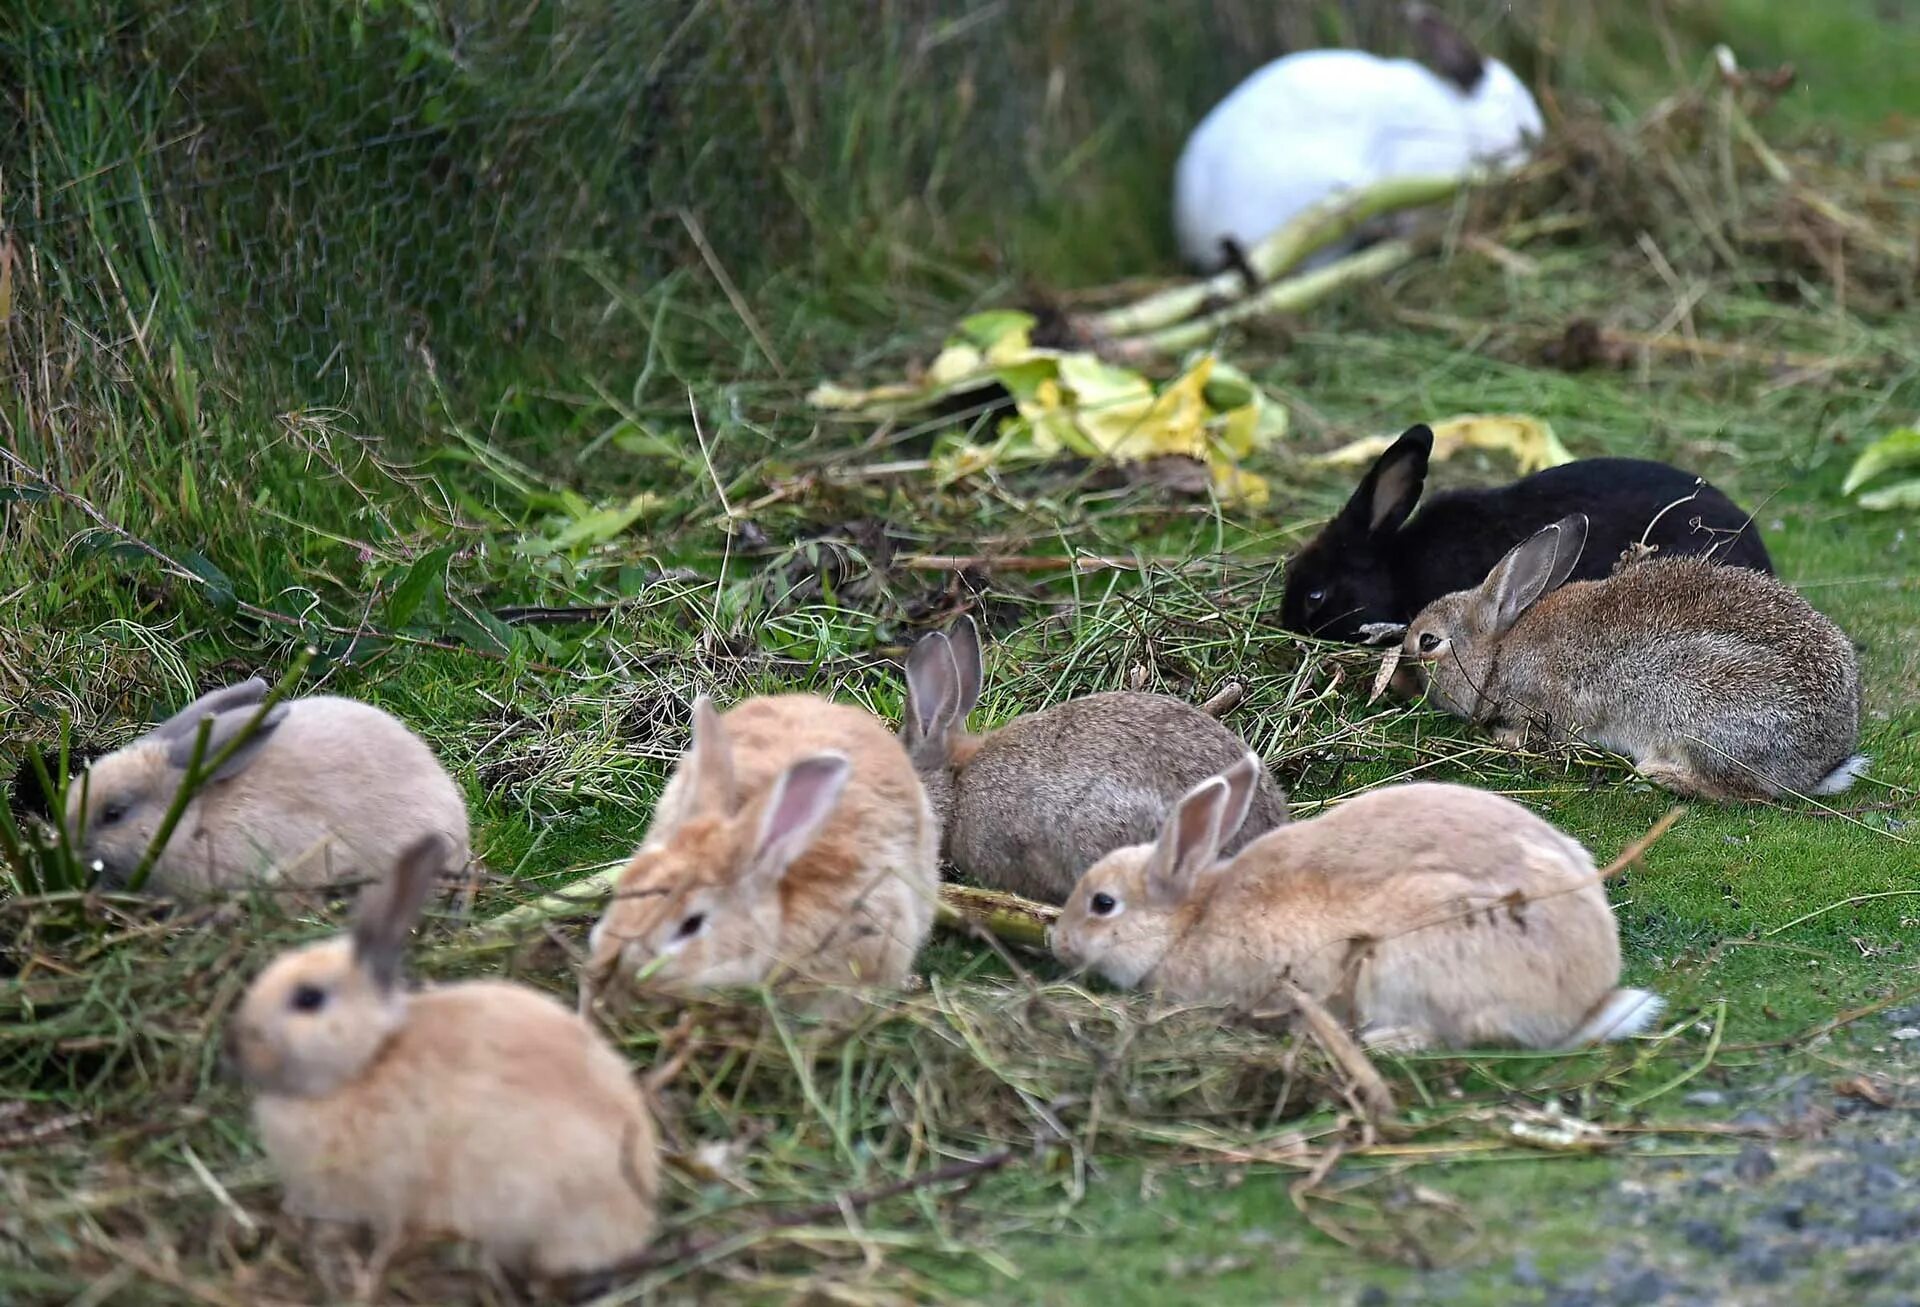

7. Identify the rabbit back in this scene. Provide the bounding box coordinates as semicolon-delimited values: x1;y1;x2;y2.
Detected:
253;980;655;1276
1395;458;1771;613
1175;51;1478;269
151;695;468;893
718;695;937;962
1284;446;1771;642
949;692;1287;902
1163;784;1632;1048
1489;558;1861;798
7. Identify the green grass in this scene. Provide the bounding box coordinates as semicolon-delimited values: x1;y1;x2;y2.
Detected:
4;0;1920;1303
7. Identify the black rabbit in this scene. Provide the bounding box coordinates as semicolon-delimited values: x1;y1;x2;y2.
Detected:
1281;425;1773;642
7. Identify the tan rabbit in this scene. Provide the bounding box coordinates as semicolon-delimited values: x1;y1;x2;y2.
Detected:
1402;514;1865;800
583;693;940;1013
1053;760;1662;1051
67;678;471;896
901;616;1288;903
228;833;657;1282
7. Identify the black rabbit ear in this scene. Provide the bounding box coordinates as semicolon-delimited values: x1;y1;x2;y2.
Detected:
1406;3;1486;93
1340;426;1432;537
1481;514;1589;634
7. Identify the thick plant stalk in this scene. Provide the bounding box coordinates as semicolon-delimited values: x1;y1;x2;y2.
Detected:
1081;172;1472;340
485;872;1060;954
934;883;1058;951
1110;239;1419;360
483;861;623;936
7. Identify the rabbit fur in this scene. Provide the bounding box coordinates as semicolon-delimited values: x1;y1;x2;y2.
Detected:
901;616;1288;903
66;678;471;896
585;693;940;1013
1403;515;1865;800
1173;21;1542;272
1053;763;1661;1051
1282;424;1774;643
229;833;657;1279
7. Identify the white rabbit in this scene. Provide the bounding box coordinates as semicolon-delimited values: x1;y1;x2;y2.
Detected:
1173;13;1542;271
66;678;471;896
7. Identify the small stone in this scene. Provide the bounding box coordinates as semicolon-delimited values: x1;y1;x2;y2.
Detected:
1735;1244;1787;1283
1682;1219;1735;1255
1856;1206;1914;1240
1683;1090;1728;1107
1734;1143;1778;1183
1861;1163;1906;1193
1610;1268;1676;1305
1888;1027;1920;1040
1731;1111;1775;1132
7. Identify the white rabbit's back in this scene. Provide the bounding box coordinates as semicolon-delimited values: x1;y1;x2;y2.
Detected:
1174;50;1474;268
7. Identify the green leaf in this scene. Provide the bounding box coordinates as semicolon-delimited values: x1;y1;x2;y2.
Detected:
1842;427;1920;495
956;310;1036;349
537;493;661;554
179;548;238;616
386;544;457;628
1857;477;1920;511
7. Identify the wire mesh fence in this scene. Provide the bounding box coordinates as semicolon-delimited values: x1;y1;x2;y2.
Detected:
3;0;1563;439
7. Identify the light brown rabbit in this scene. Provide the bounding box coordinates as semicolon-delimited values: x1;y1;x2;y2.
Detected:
901;616;1288;903
1053;760;1662;1051
228;833;657;1282
583;693;939;1013
1401;514;1865;801
66;678;471;895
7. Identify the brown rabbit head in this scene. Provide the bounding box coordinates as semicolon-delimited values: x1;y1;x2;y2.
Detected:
1404;514;1588;721
898;616;983;829
228;833;448;1098
1053;753;1263;988
66;678;287;887
586;697;852;1002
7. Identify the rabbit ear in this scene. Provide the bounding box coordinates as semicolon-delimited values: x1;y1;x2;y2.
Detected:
1340;425;1432;537
1215;752;1268;842
165;703;289;780
685;695;736;816
352;832;449;991
1406;3;1486;93
1145;776;1229;906
746;753;850;888
1479;514;1589;634
947;615;984;723
904;632;959;742
149;678;269;743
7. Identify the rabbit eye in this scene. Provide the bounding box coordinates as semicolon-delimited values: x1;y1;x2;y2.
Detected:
1089;892;1119;917
677;912;706;939
98;800;130;827
1305;588;1327;606
1418;632;1445;654
290;985;328;1013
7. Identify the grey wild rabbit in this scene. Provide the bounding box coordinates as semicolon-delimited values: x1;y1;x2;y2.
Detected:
1053;759;1662;1051
229;833;658;1283
584;693;940;1014
66;678;471;896
1402;514;1865;800
901;616;1288;903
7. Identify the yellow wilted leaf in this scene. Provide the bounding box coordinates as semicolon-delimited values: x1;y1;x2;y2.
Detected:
1314;413;1574;474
